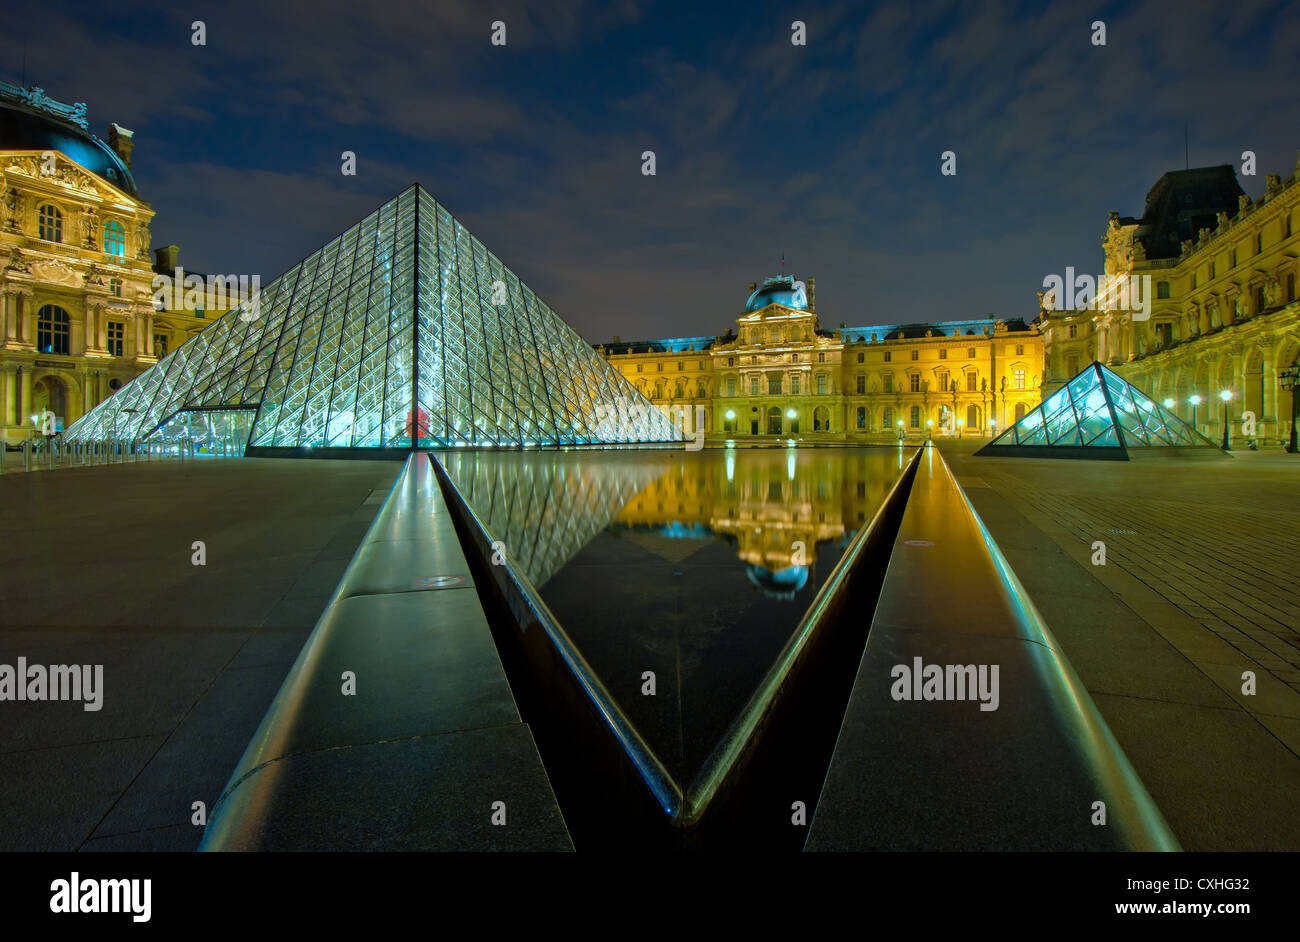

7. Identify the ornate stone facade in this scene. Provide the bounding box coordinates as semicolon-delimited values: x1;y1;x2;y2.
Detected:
599;275;1044;444
0;84;225;444
1039;156;1300;444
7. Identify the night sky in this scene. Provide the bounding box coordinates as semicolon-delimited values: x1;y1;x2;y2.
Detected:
3;0;1297;341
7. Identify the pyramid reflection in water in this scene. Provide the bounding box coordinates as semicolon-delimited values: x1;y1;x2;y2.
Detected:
978;361;1218;460
64;185;680;451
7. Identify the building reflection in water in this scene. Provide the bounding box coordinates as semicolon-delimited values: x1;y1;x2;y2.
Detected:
438;447;910;782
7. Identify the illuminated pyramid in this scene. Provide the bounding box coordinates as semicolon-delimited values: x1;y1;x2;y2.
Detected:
64;184;681;453
978;361;1218;460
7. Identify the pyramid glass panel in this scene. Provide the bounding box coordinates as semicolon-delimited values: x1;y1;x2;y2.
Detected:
980;361;1215;459
64;185;680;451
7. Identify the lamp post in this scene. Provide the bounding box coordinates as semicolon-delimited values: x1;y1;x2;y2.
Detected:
1162;397;1175;410
896;419;904;444
926;418;933;444
1189;394;1201;433
989;418;997;438
1279;365;1300;454
1219;390;1232;451
956;418;964;439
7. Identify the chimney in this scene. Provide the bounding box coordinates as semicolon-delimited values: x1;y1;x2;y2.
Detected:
108;123;134;169
807;277;816;310
154;245;180;272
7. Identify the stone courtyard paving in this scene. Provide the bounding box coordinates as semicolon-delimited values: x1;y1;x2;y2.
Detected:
939;438;1300;851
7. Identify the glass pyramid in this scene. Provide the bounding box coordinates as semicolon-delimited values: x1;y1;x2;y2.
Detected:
979;361;1213;459
64;185;681;451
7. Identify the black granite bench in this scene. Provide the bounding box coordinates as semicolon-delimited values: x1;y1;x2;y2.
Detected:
198;453;572;851
806;447;1180;851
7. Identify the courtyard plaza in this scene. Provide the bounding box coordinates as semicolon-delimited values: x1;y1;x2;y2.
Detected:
940;438;1300;851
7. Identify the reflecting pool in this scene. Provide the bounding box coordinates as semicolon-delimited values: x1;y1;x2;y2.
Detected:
439;447;912;783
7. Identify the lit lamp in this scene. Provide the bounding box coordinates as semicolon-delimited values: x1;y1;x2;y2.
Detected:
897;419;904;443
1279;365;1300;454
989;418;997;438
956;417;964;439
926;418;933;444
1218;389;1232;451
1162;397;1175;410
1188;394;1201;432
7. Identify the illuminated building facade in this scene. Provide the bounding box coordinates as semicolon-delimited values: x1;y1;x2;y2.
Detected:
1038;157;1300;444
598;275;1045;444
0;82;222;445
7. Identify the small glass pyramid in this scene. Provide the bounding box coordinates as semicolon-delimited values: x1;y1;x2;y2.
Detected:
979;361;1214;459
63;185;681;452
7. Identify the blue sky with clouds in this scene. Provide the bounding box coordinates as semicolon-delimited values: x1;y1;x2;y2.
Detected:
3;0;1298;340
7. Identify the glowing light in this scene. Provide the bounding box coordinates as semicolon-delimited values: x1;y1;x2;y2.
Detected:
725;409;736;420
785;409;797;419
1189;395;1201;405
1219;389;1232;401
1162;398;1175;408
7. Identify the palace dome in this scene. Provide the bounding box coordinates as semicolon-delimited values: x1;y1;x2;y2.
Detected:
0;95;139;198
744;275;808;313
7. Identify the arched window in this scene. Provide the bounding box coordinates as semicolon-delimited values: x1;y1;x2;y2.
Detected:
696;381;706;398
103;219;125;256
38;204;62;242
767;407;783;435
814;406;830;431
37;305;71;355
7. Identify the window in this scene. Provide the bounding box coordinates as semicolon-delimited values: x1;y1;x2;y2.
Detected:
769;377;782;395
696;382;706;398
109;278;122;297
883;374;893;393
1154;323;1172;348
909;374;921;392
816;374;827;395
38;204;62;242
657;363;663;372
966;372;977;392
1015;344;1024;356
856;375;865;394
677;361;684;371
790;375;799;395
1014;369;1025;390
107;321;125;357
636;364;643;372
1068;324;1078;338
1157;281;1170;299
910;405;921;428
675;383;685;398
1255;285;1264;313
817;352;826;363
856;407;866;429
751;377;760;396
940;349;947;359
699;361;705;369
791;353;799;362
1210;261;1216;278
1255;233;1262;254
910;349;919;361
727;357;735;367
884;351;892;362
1229;249;1236;268
940;373;949;392
103;219;125;256
967;347;976;358
726;377;736;396
1067;355;1079;376
1015;402;1027;422
36;305;71;355
882;406;893;428
154;333;168;356
654;382;664;398
1288;274;1296;303
857;352;864;363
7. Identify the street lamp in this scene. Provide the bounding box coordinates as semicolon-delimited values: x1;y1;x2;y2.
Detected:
1162;397;1175;410
956;418;964;439
989;418;997;438
926;418;933;444
1279;365;1300;454
1189;394;1201;432
896;419;904;443
1219;389;1232;450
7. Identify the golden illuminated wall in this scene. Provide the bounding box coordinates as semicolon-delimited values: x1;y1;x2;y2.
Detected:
1039;156;1300;443
601;291;1043;445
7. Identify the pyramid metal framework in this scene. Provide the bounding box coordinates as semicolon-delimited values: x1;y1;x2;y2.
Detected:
978;361;1217;460
64;185;681;452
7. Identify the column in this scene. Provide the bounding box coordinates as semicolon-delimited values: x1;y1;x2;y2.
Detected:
144;310;154;357
1261;343;1277;442
2;366;14;426
18;289;34;347
19;367;32;426
0;289;10;345
83;369;96;413
84;301;97;352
